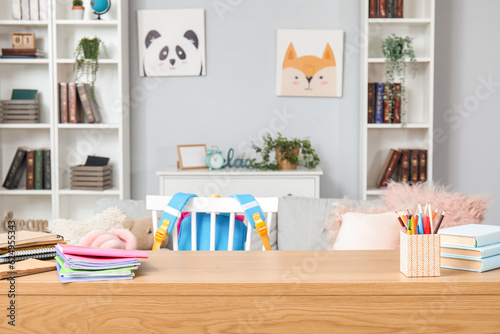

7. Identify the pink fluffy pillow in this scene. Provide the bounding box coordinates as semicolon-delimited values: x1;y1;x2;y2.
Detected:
383;182;490;228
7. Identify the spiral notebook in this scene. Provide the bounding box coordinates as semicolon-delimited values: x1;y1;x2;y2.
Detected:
0;246;56;263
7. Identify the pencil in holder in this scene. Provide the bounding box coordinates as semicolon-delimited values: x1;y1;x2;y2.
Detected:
400;231;440;277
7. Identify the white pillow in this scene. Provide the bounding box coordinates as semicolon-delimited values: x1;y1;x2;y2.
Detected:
332;212;400;250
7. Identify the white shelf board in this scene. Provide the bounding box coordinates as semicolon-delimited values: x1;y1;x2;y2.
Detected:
57;58;118;64
0;189;52;195
59;187;120;196
368;57;431;63
55;20;118;26
0;58;49;64
0;20;49;26
368;19;431;25
58;123;119;129
367;123;431;129
366;188;385;196
0;124;51;129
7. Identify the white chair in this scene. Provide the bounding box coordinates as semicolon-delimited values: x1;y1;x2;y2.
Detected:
146;195;279;251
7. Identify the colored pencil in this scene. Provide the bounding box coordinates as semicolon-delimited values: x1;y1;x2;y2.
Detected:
433;211;446;234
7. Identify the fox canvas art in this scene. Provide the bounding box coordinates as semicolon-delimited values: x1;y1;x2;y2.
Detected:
276;30;344;97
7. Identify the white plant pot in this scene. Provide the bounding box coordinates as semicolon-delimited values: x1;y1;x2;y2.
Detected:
72;9;85;20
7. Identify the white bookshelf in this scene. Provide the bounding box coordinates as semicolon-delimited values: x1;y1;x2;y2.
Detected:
0;0;129;221
359;0;435;200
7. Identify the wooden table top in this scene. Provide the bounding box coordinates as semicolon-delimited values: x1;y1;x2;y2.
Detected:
3;250;500;296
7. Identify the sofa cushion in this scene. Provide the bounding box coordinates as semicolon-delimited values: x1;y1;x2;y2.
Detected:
333;212;400;250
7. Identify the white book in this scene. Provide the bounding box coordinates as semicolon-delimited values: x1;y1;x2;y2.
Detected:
12;0;22;20
21;0;30;20
30;0;39;20
39;0;48;20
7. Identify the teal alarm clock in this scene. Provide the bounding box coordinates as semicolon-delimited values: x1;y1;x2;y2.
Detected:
206;149;225;170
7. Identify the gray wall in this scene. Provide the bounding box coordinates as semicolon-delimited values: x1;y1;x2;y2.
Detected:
130;1;500;224
129;0;361;200
434;0;500;224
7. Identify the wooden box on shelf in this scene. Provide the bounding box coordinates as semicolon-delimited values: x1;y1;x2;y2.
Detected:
70;165;113;191
0;100;40;123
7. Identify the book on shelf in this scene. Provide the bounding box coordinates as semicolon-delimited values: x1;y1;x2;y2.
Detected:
12;0;49;21
68;83;80;124
438;224;500;248
2;146;28;189
34;149;44;190
1;49;45;58
399;149;410;183
419;149;427;183
368;0;404;18
43;149;51;190
368;83;401;124
59;82;69;123
12;89;38;100
376;149;400;188
26;149;35;190
375;148;427;188
77;83;102;124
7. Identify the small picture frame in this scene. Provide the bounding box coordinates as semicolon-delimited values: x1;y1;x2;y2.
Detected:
177;144;208;170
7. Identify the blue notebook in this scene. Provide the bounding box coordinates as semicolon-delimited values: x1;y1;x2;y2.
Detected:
441;242;500;259
441;253;500;272
438;224;500;247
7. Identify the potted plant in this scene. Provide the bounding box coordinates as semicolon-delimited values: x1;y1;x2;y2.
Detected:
251;133;320;170
382;34;417;123
74;37;107;104
72;0;85;20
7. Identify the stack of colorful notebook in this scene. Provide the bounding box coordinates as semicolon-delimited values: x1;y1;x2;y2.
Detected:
55;244;148;283
439;224;500;272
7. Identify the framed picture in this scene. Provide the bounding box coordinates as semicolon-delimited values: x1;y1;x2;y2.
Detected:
177;144;208;170
137;9;206;77
276;29;344;97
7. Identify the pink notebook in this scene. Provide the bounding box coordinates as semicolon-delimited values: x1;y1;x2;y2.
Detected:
56;244;148;259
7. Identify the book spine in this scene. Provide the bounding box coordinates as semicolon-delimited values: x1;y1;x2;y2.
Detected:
39;0;48;20
375;83;384;123
2;147;28;189
379;0;386;18
84;84;101;123
21;0;30;20
34;149;43;190
367;83;375;123
77;84;96;123
68;83;78;124
410;149;419;185
400;149;410;183
26;149;35;190
396;0;404;18
369;0;377;18
393;83;401;123
43;149;51;190
12;0;22;20
60;83;68;123
419;149;427;183
383;84;392;123
482;254;500;272
477;232;500;248
380;150;401;188
386;0;395;18
29;0;39;20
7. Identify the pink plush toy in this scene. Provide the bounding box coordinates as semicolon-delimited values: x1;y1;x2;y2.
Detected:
79;229;137;250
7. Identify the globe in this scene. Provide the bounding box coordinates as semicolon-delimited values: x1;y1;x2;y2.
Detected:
90;0;111;20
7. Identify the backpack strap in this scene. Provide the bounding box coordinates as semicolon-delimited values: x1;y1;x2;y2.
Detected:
152;193;198;251
230;194;272;251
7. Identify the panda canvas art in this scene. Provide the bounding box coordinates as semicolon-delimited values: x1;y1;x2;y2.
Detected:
138;9;206;77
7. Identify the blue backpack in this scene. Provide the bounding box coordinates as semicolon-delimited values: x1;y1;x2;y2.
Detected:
152;193;271;251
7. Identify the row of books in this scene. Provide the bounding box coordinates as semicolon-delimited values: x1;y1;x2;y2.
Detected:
368;83;402;124
2;146;51;190
1;48;45;59
440;224;500;272
369;0;404;19
376;148;427;188
12;0;49;20
59;83;101;124
55;244;148;283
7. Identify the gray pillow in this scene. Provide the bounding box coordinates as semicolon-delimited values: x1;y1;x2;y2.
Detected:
94;198;149;220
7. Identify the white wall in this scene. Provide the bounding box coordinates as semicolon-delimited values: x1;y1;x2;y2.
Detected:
129;0;361;200
434;0;500;224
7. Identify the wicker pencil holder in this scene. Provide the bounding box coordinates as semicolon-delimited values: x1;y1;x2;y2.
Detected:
400;231;441;277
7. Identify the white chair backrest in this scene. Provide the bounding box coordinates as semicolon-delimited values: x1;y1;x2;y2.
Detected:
146;195;279;251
